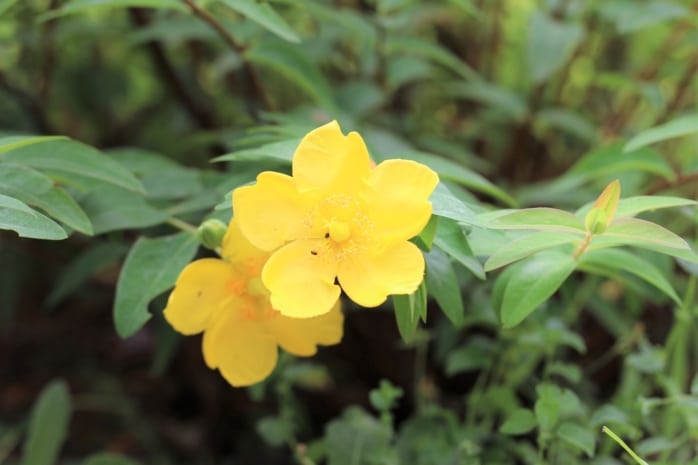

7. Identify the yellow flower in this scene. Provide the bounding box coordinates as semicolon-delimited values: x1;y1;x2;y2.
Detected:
233;120;439;318
163;219;343;387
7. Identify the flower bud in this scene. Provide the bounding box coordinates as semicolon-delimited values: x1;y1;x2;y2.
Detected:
197;219;228;250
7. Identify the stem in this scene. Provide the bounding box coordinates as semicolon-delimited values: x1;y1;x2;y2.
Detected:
167;217;198;233
572;231;592;259
602;426;649;465
180;0;273;110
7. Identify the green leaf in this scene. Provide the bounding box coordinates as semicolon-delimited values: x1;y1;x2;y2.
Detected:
369;379;404;413
0;163;53;194
81;453;142;465
569;142;675;181
446;80;527;123
602;217;691;250
21;380;71;465
414;215;438;251
213;138;299;163
579;248;680;304
499;251;576;328
500;408;537;435
38;0;187;21
482;208;585;233
1;140;144;193
624;114;698;152
114;232;199;338
425;248;464;326
615;196;697;217
445;336;494;375
392;281;427;344
245;40;336;110
485;231;582;271
0;0;17;15
557;422;596;458
256;416;292;447
384;36;477;80
535;107;598;142
325;407;393;465
534;383;563;431
218;0;300;43
430;183;482;227
79;186;169;234
599;0;688;34
404;151;517;207
46;241;129;309
527;12;583;84
433;217;484;279
0;135;68;154
0;194;67;240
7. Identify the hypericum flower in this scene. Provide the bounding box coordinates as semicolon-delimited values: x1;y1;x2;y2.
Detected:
233;120;439;318
163;219;343;387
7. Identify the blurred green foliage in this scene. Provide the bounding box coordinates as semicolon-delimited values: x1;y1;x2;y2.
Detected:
2;0;698;464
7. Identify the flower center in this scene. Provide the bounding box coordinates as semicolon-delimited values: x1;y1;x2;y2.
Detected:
328;220;351;243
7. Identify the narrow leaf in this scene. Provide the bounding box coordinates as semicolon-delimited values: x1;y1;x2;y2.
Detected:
38;0;186;21
615;196;697;217
425;248;464;326
579;248;681;304
81;453;143;465
433;217;484;279
0;135;67;154
485;231;581;271
604;217;690;250
499;251;576;328
527;12;583;84
430;183;482;227
0;193;67;240
392;281;427;344
483;208;585;233
79;186;169;234
569;142;675;181
1;140;144;193
114;232;199;338
218;0;300;43
624;114;698;152
21;380;71;465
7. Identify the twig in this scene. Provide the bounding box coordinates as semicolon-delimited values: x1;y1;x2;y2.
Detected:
179;0;273;110
129;8;219;130
645;172;698;195
0;72;53;133
657;53;698;123
38;0;60;102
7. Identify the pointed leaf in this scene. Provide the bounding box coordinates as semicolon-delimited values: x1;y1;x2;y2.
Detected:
38;0;186;21
0;135;68;154
557;422;596;458
500;408;537;435
1;140;144;193
0;194;67;240
615;196;697;217
425;248;464;326
114;232;199;338
485;231;581;271
579;248;680;304
433;217;484;279
499;251;576;328
21;380;71;465
218;0;300;43
603;217;690;250
80;186;169;234
430;183;482;227
245;40;336;110
527;12;583;84
569;142;675;181
624;114;698;152
392;281;427;344
483;208;585;233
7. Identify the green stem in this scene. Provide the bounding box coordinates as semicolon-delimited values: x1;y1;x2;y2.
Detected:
167;217;198;233
602;426;649;465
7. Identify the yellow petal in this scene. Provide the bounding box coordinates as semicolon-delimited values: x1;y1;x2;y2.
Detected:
262;239;341;318
338;240;425;307
163;259;235;335
363;159;439;245
221;218;268;268
266;301;344;356
232;172;311;251
293;120;372;196
202;311;278;387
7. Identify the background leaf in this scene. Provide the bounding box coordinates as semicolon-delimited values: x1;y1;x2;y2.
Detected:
21;380;71;465
425;248;464;326
527;12;583;84
624;114;698;152
0;193;67;240
114;232;199;338
217;0;300;43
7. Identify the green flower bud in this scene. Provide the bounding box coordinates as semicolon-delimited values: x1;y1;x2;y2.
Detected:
584;207;609;235
197;219;228;250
